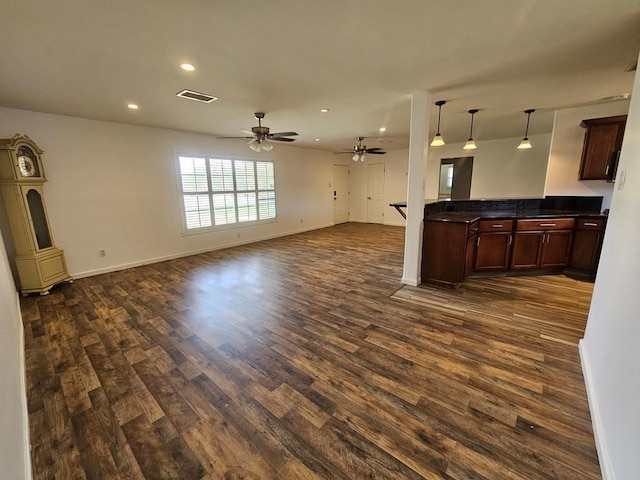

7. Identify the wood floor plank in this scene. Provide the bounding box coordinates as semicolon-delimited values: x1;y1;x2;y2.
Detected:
21;223;601;479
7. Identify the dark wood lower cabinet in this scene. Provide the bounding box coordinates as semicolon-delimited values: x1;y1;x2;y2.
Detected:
566;216;607;280
422;220;475;287
474;219;513;271
541;230;573;267
511;231;544;269
421;214;603;287
475;233;512;270
511;230;573;269
511;219;574;270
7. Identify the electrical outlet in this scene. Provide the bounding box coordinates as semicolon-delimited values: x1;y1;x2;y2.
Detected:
99;249;106;257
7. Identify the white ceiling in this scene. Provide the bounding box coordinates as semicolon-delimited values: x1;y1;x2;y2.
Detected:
1;0;639;152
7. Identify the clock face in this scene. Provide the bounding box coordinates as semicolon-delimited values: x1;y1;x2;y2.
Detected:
17;146;39;177
18;155;36;177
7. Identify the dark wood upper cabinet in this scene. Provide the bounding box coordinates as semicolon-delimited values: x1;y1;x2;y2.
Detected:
579;115;626;181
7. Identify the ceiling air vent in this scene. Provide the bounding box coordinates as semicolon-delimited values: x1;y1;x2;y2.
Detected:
625;61;637;72
176;89;218;103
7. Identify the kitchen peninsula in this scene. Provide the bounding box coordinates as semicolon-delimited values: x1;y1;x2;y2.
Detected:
391;196;607;287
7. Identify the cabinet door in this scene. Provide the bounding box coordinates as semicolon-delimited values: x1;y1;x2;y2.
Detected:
570;230;603;270
475;232;512;271
511;231;543;269
541;230;572;267
579;121;625;180
465;234;477;278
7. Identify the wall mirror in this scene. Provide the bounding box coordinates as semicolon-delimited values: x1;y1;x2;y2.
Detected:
438;157;473;200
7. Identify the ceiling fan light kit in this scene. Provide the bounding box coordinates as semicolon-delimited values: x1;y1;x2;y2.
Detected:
248;138;273;152
217;112;297;152
463;109;478;150
517;109;535;149
431;100;446;146
335;136;387;162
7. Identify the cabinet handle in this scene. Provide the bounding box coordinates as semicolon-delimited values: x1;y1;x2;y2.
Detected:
539;223;556;227
508;235;512;245
584;222;598;227
477;237;480;246
605;164;610;175
492;224;503;228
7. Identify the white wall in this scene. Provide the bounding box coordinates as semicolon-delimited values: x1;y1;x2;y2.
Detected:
349;149;408;226
425;133;552;200
580;65;640;478
545;101;630;210
0;107;342;278
0;228;31;479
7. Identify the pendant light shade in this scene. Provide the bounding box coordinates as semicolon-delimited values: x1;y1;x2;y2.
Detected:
352;153;366;162
431;100;446;146
517;109;535;149
463;109;478;150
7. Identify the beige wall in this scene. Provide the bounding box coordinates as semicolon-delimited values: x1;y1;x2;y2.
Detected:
0;227;31;479
545;100;631;210
580;63;640;478
425;133;552;200
0;107;345;278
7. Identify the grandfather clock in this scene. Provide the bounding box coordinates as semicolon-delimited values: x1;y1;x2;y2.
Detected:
0;134;72;295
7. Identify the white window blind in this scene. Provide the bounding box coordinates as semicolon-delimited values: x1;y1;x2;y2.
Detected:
179;156;276;230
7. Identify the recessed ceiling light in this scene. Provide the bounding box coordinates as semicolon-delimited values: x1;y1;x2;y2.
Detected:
127;103;139;110
379;127;386;132
315;138;320;141
320;108;329;113
180;63;196;72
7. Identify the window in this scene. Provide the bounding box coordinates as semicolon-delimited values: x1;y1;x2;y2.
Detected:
178;156;276;231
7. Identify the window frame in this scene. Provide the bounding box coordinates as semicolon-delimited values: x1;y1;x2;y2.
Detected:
175;152;278;235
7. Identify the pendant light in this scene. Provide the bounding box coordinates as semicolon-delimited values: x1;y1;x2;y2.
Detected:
463;109;478;150
517;109;535;149
430;100;446;146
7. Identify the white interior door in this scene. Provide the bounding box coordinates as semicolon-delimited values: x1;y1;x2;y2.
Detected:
367;163;385;224
333;164;350;224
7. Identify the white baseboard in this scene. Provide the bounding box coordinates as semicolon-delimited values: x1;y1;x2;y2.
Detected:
400;276;420;287
579;339;613;480
71;222;334;279
15;293;32;480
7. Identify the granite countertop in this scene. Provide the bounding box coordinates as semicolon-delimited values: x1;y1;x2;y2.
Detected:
425;209;606;224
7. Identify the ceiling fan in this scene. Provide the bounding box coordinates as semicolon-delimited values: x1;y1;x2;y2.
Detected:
217;112;298;152
334;136;387;161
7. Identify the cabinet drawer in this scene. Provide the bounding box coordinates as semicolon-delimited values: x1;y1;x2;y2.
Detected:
575;217;605;231
478;219;513;233
516;218;575;231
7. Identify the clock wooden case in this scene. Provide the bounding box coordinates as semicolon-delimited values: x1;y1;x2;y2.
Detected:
0;134;72;295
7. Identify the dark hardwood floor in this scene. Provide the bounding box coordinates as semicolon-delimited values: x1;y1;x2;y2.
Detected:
21;223;600;479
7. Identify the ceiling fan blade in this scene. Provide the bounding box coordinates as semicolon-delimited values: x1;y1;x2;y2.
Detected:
365;147;384;152
269;137;296;142
268;131;298;137
367;151;387;155
333;152;354;154
217;136;254;139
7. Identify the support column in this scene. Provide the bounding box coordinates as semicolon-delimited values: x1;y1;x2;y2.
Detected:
401;90;431;286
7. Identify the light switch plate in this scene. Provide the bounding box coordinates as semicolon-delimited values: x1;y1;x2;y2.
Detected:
617;170;626;190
